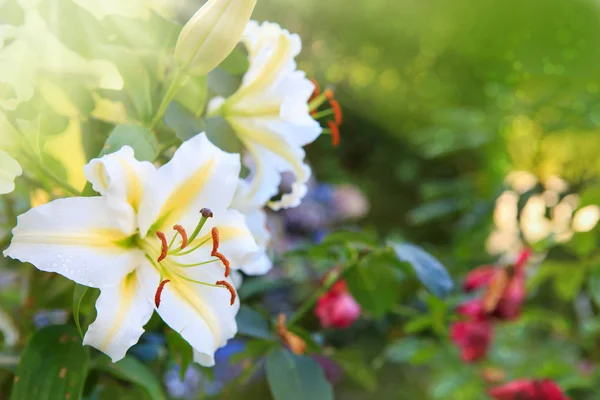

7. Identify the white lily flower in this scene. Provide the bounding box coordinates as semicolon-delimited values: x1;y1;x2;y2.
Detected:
236;206;272;275
0;150;22;195
208;21;322;211
4;133;269;365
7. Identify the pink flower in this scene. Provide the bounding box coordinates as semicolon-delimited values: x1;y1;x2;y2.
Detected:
489;379;569;400
449;320;493;362
456;299;487;321
315;281;361;329
463;266;497;292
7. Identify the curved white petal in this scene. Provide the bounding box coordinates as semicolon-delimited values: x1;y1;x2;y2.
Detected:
231;120;313;210
0;150;22;195
4;197;143;288
212;21;322;211
138;133;241;237
137;260;239;367
83;271;154;362
84;146;156;213
238;207;272;275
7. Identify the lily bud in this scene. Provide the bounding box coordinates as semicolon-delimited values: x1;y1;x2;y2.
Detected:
174;0;257;75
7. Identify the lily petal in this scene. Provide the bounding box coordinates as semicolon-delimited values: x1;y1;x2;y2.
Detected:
83;271;153;362
237;207;272;275
84;146;156;213
4;197;143;288
231;120;312;210
137;260;239;367
138;133;241;237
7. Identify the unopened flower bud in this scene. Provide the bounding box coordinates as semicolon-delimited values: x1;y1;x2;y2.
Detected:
174;0;257;75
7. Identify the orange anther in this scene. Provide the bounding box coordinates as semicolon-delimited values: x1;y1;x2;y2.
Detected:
155;279;170;307
214;252;231;277
211;227;220;255
173;225;188;250
329;99;343;125
324;88;334;100
309;78;321;101
328;121;340;147
216;280;237;306
156;231;168;262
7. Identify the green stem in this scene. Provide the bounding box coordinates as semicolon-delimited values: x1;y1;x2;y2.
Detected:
149;70;186;129
287;259;359;327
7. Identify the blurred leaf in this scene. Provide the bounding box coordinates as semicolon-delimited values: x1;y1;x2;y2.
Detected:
389;242;454;297
164;102;205;142
386;337;425;363
345;253;400;317
95;355;165;400
589;264;600;307
236;306;274;340
407;199;464;225
207;68;243;98
320;230;378;247
332;350;377;392
204;117;244;154
175;75;208;115
219;46;250;75
100;125;159;161
11;324;89;400
101;46;155;123
72;284;88;339
165;330;193;381
265;347;334;400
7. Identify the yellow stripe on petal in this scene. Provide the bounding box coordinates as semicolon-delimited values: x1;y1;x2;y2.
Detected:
102;272;138;349
153;157;217;232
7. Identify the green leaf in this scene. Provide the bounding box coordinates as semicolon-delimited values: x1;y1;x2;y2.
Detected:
218;46;250;75
265;347;334;400
175;75;208;115
95;355;166;400
386;337;435;364
331;350;377;392
207;68;243;97
320;230;378;247
345;253;401;316
164;102;205;142
101;45;155;123
11;324;89;400
72;284;89;339
101;124;159;161
589;264;600;306
204;117;244;154
389;242;454;298
236;306;274;340
165;329;194;381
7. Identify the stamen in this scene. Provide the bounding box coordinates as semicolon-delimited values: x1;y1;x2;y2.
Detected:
216;280;236;306
173;225;188;250
329;99;343;125
155;279;170;307
328;121;341;147
324;88;334;100
156;231;169;262
211;227;231;277
211;227;220;255
309;78;321;101
187;208;213;245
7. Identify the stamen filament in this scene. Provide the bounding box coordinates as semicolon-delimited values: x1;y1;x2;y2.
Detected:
171;236;211;256
173;259;220;268
187;208;213;244
216;280;237;306
308;91;330;112
311;109;335;119
167;231;179;251
170;269;223;288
